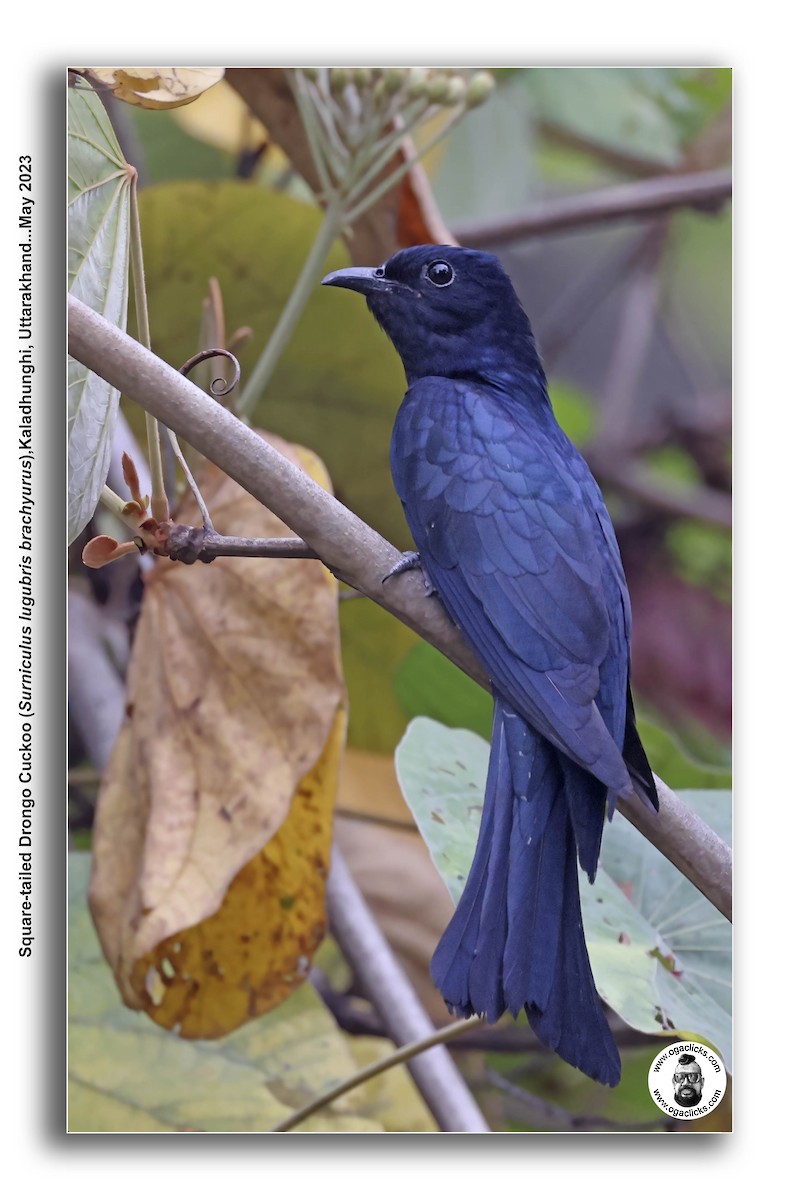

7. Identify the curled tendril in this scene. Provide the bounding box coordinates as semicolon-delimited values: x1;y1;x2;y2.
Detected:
178;348;242;398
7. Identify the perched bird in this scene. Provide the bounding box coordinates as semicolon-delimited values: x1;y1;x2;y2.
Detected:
322;245;658;1086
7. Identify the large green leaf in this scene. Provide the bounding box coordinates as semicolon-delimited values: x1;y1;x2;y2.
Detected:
340;600;419;753
394;641;493;740
393;720;493;907
67;88;132;543
69;853;421;1132
583;789;731;1067
394;718;732;1071
136;180;409;546
637;717;732;789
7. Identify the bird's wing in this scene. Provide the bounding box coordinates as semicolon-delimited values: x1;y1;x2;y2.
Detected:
391;378;632;792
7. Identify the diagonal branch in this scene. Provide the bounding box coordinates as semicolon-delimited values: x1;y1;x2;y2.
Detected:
67;294;732;922
452;168;732;247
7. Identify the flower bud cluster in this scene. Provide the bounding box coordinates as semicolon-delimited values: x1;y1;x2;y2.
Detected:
301;66;494;114
291;67;495;212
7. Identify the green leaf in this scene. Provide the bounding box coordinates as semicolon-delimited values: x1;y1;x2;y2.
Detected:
394;719;490;907
548;380;597;447
638;717;731;788
395;718;731;1071
68;88;132;543
394;641;493;740
584;789;731;1070
662;68;732;147
69;853;393;1132
128;104;234;183
645;446;702;486
135;181;409;546
666;518;732;603
340;601;419;753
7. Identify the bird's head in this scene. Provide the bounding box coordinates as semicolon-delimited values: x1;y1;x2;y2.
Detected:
322;244;544;388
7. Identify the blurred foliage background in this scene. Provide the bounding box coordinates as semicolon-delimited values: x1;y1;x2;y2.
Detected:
68;67;731;1133
112;66;732;765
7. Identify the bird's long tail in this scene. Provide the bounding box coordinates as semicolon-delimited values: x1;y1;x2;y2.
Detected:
430;699;621;1086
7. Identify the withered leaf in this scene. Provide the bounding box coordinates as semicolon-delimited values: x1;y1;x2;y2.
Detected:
78;68;225;110
89;434;346;1036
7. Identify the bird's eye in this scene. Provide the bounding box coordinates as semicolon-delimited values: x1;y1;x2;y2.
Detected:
426;261;455;288
375;265;386;278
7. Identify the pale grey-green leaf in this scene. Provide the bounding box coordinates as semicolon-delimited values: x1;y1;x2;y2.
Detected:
67;88;131;544
395;717;732;1071
68;853;385;1132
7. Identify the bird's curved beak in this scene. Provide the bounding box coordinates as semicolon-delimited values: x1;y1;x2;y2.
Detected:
321;266;385;296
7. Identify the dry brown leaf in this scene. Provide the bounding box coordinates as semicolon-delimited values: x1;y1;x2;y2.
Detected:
132;705;346;1037
78;68;225;110
89;434;346;1036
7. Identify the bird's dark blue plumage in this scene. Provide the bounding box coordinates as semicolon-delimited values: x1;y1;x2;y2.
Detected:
323;245;657;1086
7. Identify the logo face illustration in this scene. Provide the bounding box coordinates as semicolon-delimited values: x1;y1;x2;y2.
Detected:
647;1041;727;1122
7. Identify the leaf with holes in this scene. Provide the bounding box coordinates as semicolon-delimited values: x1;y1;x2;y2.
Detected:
77;68;225;110
70;853;391;1132
89;436;347;1037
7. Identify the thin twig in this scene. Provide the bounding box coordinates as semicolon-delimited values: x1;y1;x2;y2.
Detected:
66;295;733;923
164;528;318;565
287;73;335;200
537;119;677;180
129;174;169;523
172;348;244;530
346;115;463;225
270;1010;485;1132
451;169;732;247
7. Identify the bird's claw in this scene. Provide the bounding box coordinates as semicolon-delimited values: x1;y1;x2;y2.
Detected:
382;551;436;596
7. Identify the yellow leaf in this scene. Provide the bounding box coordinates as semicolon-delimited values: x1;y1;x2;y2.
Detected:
171;77;277;159
133;705;347;1037
79;68;225;109
89;434;346;1036
70;856;385;1131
